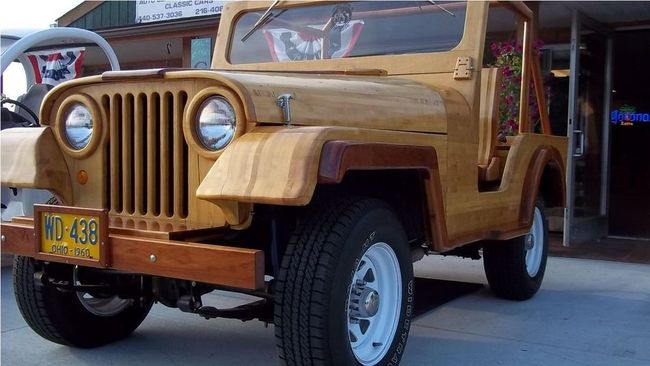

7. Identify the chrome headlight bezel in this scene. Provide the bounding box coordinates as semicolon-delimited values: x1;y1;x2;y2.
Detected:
63;102;94;150
54;94;103;158
195;95;237;151
184;88;245;159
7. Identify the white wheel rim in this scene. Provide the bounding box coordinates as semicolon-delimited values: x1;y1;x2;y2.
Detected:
73;266;132;317
525;207;544;277
76;293;132;317
347;242;402;365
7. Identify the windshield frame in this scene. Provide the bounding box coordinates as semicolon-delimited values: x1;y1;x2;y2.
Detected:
213;0;486;76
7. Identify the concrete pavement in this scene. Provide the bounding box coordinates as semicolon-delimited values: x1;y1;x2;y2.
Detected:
2;255;649;365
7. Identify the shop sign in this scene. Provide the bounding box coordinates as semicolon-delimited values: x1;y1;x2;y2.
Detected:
136;0;227;24
611;105;650;126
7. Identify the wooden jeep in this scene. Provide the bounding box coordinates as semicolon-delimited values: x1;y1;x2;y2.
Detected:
0;1;566;365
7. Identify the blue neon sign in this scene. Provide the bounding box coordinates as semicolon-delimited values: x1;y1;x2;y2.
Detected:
611;105;650;126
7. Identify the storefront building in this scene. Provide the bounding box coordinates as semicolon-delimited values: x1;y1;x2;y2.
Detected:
57;1;650;245
56;1;226;72
534;2;650;244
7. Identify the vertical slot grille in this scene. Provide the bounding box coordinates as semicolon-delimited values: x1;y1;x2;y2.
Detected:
107;91;188;219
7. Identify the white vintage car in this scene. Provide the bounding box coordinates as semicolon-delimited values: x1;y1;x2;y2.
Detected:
1;27;120;222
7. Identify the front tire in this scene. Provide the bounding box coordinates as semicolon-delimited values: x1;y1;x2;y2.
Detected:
275;197;414;366
483;199;549;300
13;256;153;348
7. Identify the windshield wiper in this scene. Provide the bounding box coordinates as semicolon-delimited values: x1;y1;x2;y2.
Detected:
427;1;455;17
241;0;281;42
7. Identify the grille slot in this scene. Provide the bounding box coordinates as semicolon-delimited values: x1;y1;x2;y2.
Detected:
107;91;188;219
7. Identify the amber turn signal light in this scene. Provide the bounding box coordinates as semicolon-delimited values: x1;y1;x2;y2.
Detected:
77;170;89;185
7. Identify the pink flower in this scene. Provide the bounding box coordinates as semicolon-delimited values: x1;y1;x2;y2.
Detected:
490;38;547;136
490;42;499;57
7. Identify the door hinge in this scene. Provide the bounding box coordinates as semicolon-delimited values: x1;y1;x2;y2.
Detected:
454;57;474;80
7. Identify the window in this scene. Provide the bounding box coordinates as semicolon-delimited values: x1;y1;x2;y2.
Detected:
191;37;213;69
229;1;467;64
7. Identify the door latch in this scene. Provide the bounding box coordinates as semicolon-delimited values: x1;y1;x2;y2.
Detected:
573;129;586;157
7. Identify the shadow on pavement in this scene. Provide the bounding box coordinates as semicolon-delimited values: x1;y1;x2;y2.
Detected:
413;277;483;318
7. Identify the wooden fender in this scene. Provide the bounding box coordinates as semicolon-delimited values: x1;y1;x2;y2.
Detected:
318;140;449;249
0;127;72;203
519;145;566;226
196;126;446;226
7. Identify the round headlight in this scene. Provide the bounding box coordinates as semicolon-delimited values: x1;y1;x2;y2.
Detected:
196;96;236;151
64;103;93;150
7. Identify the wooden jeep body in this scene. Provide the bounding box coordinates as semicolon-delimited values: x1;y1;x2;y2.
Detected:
0;1;566;292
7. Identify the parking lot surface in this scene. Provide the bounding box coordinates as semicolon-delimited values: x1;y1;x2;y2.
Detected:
2;255;649;365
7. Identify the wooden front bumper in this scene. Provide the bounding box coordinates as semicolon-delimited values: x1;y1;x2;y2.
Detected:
1;220;264;290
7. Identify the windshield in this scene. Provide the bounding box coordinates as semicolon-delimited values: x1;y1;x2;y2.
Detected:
229;1;467;64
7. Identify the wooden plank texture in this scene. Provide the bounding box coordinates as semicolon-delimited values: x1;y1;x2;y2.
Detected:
210;71;449;133
0;221;264;290
0;127;72;203
110;235;264;290
0;223;34;256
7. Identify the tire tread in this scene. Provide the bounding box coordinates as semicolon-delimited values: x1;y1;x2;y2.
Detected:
12;256;152;348
483;200;549;301
275;197;378;365
13;256;68;345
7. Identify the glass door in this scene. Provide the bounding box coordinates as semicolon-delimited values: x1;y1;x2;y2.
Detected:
564;11;613;246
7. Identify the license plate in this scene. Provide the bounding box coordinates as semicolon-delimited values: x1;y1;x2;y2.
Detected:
35;205;108;266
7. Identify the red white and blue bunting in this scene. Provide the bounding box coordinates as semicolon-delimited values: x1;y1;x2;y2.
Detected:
27;47;85;86
263;20;364;62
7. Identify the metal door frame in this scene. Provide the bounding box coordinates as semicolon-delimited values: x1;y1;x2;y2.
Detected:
563;10;613;246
